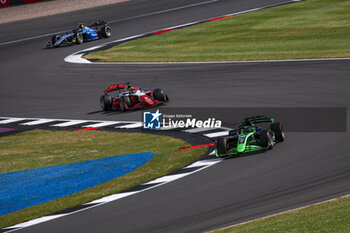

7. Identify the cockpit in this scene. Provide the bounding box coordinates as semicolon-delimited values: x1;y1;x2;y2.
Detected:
239;126;253;134
128;88;140;94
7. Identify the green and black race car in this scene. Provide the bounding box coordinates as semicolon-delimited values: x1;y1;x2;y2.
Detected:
216;116;285;157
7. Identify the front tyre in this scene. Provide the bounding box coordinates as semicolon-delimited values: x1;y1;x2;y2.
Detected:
259;130;274;149
51;35;61;47
153;89;168;102
75;32;83;44
270;122;285;142
216;137;229;155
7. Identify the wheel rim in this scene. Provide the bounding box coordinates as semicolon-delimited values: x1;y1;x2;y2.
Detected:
77;34;83;43
267;131;274;149
269;138;274;148
106;28;111;36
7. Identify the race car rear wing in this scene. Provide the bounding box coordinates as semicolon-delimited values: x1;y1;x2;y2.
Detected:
104;84;126;94
243;116;274;125
89;21;108;28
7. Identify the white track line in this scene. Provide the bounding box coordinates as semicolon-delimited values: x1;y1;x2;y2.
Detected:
109;0;218;24
204;131;229;138
82;121;122;128
85;191;139;205
20;119;57;126
116;122;143;129
186;158;220;168
0;116;144;130
209;150;216;156
84;57;350;65
51;120;88;127
4;214;67;230
0;118;26;124
145;173;190;184
0;31;66;47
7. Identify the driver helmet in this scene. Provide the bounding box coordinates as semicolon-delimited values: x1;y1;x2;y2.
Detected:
79;23;85;30
126;83;131;89
130;88;139;94
240;126;251;134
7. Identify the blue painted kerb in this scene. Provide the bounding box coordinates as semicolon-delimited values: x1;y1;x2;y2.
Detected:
0;152;154;216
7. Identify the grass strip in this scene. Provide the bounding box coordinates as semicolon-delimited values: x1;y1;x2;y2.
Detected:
212;195;350;233
84;0;350;62
0;129;206;228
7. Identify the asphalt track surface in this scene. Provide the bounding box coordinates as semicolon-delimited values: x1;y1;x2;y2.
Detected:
1;0;350;232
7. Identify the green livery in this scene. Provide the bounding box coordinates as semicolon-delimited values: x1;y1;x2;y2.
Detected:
216;116;285;157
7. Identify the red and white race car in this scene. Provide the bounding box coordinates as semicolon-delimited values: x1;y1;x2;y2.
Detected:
100;83;169;111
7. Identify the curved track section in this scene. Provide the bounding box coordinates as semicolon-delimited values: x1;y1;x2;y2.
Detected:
1;0;350;232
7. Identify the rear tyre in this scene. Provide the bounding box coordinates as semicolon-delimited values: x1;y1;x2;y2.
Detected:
259;130;274;149
76;32;83;44
100;95;112;111
270;122;285;142
119;96;131;112
153;89;167;102
100;26;111;38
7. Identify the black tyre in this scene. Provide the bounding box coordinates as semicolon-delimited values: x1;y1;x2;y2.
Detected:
270;122;285;142
76;32;83;44
216;136;237;155
153;88;167;102
119;96;131;112
100;95;112;111
259;130;274;149
51;35;60;46
100;26;111;38
216;137;228;155
165;94;169;102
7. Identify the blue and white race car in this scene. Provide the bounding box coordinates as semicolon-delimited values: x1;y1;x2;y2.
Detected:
46;21;111;48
